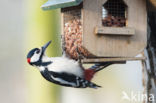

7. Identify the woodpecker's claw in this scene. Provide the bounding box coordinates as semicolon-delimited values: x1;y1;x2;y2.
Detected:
42;41;51;52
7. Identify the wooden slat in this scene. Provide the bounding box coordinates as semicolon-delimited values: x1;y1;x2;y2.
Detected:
82;57;146;63
95;27;135;36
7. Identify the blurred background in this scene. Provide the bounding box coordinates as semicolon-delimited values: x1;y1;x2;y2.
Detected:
0;0;145;103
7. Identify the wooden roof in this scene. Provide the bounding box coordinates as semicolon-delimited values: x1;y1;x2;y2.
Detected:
41;0;82;10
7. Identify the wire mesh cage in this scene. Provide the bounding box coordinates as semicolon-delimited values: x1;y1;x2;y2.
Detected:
102;0;127;27
62;4;94;60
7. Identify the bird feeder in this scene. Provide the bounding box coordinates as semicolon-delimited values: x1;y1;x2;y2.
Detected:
41;0;147;63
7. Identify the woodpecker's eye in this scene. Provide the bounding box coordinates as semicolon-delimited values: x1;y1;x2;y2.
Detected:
36;49;40;54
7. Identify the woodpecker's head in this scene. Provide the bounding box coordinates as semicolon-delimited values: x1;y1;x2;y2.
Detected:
27;41;51;65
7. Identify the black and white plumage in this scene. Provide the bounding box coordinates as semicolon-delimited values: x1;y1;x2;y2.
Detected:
27;41;112;89
40;68;99;88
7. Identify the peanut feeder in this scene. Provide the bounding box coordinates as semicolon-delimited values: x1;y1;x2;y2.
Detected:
41;0;147;62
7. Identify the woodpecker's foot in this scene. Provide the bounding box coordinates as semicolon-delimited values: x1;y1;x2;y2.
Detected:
76;47;85;60
75;47;84;67
61;34;66;54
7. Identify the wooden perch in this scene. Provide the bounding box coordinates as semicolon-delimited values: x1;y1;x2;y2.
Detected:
82;57;146;64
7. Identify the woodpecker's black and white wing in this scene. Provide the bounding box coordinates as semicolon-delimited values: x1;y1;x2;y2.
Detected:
41;68;101;89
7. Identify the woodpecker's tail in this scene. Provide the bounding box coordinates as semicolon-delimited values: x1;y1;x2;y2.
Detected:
91;62;113;72
88;82;102;89
85;62;113;81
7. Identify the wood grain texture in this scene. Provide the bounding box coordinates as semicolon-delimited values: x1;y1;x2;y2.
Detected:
82;0;147;57
95;27;135;35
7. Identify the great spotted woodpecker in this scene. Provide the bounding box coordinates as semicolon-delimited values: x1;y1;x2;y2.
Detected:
27;41;112;89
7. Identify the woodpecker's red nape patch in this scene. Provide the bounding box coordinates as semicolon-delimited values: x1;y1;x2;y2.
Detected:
84;69;96;81
27;58;31;64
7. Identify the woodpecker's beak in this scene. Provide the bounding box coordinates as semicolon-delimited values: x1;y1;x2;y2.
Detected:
42;41;51;53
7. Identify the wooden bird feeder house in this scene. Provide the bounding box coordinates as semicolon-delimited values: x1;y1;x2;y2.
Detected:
41;0;147;63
